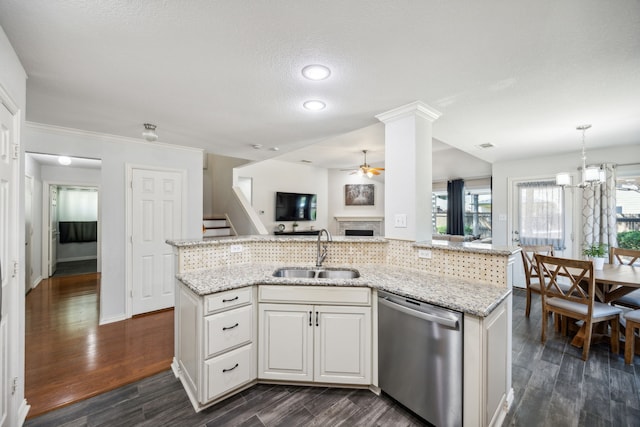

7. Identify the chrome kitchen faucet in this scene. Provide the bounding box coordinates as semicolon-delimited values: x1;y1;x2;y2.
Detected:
316;229;332;267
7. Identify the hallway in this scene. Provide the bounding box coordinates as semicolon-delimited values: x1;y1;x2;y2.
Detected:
25;273;174;418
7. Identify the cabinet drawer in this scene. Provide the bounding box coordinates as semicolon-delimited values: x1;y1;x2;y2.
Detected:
204;344;253;402
259;285;371;306
205;305;253;358
205;287;252;314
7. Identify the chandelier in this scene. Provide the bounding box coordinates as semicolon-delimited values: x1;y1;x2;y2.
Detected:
556;124;604;188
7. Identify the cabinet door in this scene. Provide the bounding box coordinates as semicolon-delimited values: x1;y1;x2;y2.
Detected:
258;303;313;382
314;305;371;385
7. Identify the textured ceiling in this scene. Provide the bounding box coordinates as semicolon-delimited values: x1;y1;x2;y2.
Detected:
1;0;639;167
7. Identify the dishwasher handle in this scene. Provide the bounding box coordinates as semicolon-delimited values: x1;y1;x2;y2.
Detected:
378;296;459;329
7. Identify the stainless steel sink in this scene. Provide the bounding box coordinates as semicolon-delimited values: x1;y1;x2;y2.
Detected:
272;267;360;279
272;268;317;278
316;269;360;279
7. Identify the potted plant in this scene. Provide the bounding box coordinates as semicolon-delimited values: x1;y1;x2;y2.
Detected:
583;243;608;270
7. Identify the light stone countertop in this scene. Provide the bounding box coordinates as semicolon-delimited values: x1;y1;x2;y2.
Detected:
167;235;388;247
176;263;511;318
167;235;521;257
414;239;521;256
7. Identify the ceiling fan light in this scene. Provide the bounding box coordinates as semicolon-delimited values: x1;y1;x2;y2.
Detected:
357;169;364;177
366;171;373;178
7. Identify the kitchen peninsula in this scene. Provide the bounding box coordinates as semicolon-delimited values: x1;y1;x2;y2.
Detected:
167;235;519;427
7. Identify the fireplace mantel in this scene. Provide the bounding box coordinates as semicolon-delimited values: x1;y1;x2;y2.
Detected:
334;216;384;222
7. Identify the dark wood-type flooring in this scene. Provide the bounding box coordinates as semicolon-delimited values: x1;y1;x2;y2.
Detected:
25;284;640;426
25;273;174;419
52;259;98;277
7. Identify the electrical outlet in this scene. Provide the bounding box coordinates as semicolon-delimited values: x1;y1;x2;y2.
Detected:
394;214;407;228
230;244;243;253
418;249;432;259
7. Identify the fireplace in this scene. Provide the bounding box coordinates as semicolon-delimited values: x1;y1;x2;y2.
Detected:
345;229;374;236
334;216;384;236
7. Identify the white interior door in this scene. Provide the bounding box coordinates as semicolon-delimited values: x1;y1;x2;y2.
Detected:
0;101;19;427
131;168;182;315
48;185;58;277
24;175;32;294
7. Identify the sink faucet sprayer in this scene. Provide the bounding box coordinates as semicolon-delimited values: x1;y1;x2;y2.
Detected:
316;229;332;267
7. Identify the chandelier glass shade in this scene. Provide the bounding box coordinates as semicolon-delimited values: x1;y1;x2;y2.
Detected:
556;124;605;188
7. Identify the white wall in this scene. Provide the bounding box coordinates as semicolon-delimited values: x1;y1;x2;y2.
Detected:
432;147;492;181
492;144;640;254
203;153;250;218
24;123;203;324
234;159;329;233
25;155;43;287
327;170;385;235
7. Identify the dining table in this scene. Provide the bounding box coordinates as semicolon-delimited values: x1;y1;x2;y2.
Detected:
569;263;640;352
594;263;640;303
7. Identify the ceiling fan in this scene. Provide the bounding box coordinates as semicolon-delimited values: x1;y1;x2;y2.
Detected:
345;150;385;178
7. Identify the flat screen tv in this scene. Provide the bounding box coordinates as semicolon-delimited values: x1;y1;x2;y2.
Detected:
275;192;317;221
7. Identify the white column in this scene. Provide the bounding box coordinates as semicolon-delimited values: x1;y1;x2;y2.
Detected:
376;101;441;241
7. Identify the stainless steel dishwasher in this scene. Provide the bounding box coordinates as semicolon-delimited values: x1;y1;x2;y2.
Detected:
378;290;463;427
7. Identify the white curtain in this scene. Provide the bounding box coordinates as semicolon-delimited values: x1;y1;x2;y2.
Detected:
582;163;617;249
518;181;565;250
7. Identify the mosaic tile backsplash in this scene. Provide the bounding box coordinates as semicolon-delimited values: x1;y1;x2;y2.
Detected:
173;236;515;288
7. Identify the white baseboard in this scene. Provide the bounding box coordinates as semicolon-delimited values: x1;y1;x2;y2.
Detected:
30;276;43;289
99;313;127;325
18;399;30;427
171;357;181;378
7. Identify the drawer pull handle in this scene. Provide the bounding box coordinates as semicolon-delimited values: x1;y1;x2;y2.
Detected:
222;323;239;331
222;363;239;373
222;296;239;303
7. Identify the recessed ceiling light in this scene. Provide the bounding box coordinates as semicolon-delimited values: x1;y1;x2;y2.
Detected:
302;64;331;81
300;160;312;163
303;100;326;111
252;144;263;149
58;156;72;165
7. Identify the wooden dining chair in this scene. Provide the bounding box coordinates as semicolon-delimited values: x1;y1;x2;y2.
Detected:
536;254;622;361
609;247;640;309
624;310;640;365
520;245;554;317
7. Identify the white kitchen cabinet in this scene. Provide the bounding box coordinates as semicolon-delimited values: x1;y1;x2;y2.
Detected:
174;282;257;411
463;294;512;427
314;305;371;384
258;304;314;382
258;286;372;385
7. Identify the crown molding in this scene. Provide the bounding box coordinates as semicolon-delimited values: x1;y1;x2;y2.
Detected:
25;121;204;153
375;101;442;124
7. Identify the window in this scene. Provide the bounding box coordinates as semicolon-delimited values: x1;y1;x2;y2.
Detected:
464;191;492;238
517;181;565;250
616;173;640;249
432;179;492;238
